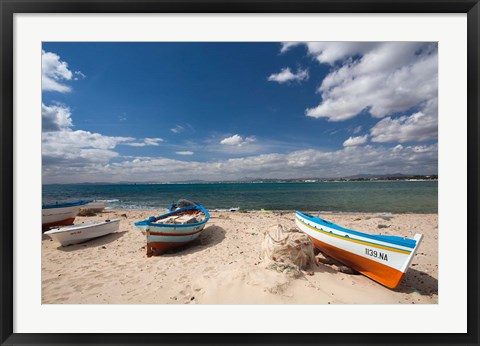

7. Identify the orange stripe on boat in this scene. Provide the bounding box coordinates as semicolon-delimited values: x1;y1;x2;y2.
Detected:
310;237;405;289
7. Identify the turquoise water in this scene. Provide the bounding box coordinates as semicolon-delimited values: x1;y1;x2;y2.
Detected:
42;181;438;214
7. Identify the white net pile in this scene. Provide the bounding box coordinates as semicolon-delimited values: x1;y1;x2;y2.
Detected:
260;224;316;276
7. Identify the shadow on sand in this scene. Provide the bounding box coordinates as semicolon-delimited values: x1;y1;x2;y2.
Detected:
54;231;128;252
394;267;438;296
312;250;437;295
160;225;226;257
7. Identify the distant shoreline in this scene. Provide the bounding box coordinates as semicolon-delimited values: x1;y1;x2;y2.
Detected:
43;177;438;186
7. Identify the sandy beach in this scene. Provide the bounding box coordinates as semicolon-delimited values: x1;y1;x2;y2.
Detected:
42;209;438;304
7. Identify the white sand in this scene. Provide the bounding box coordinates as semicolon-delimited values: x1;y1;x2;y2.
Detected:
42;210;438;304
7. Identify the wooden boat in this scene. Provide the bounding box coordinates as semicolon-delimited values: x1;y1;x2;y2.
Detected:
295;211;423;288
44;219;120;246
135;204;210;256
84;200;107;212
42;200;91;231
167;199;198;212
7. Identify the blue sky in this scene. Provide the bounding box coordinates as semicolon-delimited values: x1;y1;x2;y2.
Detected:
42;42;438;183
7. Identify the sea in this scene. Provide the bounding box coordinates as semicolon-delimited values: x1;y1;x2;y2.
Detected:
42;181;438;214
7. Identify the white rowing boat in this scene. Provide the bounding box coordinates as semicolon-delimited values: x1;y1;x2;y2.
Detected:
44;219;120;246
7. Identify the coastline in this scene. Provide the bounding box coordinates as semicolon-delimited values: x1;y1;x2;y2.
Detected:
42;209;438;304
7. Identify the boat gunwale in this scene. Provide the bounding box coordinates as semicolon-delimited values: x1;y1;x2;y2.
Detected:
42;200;92;209
45;219;120;234
134;205;210;229
295;211;417;249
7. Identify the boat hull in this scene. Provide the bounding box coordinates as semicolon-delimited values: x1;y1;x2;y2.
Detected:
42;205;82;231
134;204;210;256
84;201;107;212
44;219;120;246
146;223;207;256
295;212;422;289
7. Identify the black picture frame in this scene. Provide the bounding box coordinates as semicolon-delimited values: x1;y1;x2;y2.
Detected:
1;1;478;345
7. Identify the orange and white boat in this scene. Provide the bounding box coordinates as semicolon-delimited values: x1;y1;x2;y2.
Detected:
295;211;423;288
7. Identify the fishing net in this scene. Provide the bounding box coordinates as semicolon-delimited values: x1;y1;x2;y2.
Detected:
260;224;316;276
173;199;198;209
77;208;97;216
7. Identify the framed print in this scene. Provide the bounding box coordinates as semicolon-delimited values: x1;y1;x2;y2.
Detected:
1;0;479;345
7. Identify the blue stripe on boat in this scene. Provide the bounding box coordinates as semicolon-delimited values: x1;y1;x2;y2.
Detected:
296;211;416;249
42;200;92;209
134;205;210;228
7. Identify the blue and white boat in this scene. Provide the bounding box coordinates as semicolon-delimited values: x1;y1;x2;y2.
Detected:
42;200;91;231
134;203;210;256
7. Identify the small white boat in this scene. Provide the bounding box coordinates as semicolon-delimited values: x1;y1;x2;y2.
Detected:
42;200;91;231
84;200;107;212
44;219;120;246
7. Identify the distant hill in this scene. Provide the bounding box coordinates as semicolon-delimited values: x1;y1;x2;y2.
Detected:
44;173;438;185
345;173;408;179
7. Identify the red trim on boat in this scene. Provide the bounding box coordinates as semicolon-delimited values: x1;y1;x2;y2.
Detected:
148;228;204;237
42;217;76;232
146;241;193;257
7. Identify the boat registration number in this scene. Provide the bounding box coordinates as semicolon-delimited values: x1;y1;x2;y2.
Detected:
365;248;388;261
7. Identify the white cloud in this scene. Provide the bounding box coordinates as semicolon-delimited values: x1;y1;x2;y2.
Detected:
125;142;147;147
287;42;438;122
280;42;302;54
42;128;165;171
42;130;134;175
41;102;164;173
42;144;438;184
282;42;379;65
124;137;164;147
42;103;73;132
171;125;185;134
353;126;362;134
73;71;86;80
392;144;404;152
43;130;134;151
220;134;256;147
268;67;309;84
42;50;84;93
370;98;438;143
343;135;368;147
144;138;163;146
176;151;194;155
